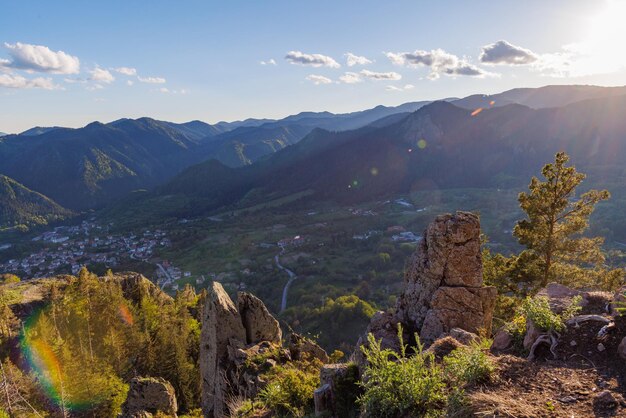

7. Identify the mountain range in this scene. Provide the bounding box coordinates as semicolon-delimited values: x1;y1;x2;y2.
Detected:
142;93;626;218
3;84;626;230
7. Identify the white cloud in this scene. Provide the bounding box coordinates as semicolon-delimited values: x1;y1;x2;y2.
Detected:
285;51;340;68
339;70;402;84
2;42;80;74
360;69;401;80
339;72;362;84
386;84;415;92
156;87;188;94
138;76;166;84
86;84;104;91
386;48;496;79
63;77;84;84
305;74;332;85
345;52;373;67
479;40;538;65
0;73;61;89
89;67;114;83
127;80;134;86
260;59;277;66
113;66;137;76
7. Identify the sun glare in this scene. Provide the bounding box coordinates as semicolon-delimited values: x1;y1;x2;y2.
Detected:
576;0;626;74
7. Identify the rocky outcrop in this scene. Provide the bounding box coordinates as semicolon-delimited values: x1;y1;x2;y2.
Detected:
354;211;497;368
200;284;301;417
200;282;246;417
238;292;282;344
121;377;177;417
289;333;329;363
371;212;496;345
314;363;360;417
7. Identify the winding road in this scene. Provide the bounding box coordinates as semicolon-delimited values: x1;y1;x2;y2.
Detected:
276;248;297;312
156;263;174;289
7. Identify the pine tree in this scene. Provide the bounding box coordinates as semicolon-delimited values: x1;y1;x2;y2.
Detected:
513;151;612;289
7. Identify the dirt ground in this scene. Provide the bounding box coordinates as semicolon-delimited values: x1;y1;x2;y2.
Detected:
467;305;626;417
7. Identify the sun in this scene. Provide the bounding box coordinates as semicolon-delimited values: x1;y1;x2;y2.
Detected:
577;0;626;74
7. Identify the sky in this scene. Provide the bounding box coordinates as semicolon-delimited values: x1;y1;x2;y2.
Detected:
1;0;626;133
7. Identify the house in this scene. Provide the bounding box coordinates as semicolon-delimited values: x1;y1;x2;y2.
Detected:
278;235;305;247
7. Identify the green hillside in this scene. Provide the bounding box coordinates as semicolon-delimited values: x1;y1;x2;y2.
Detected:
0;174;72;230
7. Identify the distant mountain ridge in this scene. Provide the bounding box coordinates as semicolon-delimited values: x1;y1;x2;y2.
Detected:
451;84;626;110
0;101;439;214
4;84;626;228
148;92;626;221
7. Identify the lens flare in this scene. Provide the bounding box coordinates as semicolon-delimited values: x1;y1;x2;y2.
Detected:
471;108;483;116
417;139;427;149
19;311;94;411
118;304;134;325
370;167;379;176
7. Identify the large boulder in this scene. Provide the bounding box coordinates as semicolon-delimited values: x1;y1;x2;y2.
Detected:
121;377;177;417
392;212;496;343
200;282;246;417
238;292;282;344
396;212;484;331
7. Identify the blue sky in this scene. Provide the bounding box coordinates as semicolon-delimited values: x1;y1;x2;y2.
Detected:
1;0;626;133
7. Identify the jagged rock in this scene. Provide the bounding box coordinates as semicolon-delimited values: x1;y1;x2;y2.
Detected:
449;328;479;345
289;333;329;363
238;292;282;344
314;384;333;417
594;390;618;409
581;291;612;315
420;286;497;342
393;212;497;344
359;311;407;352
491;328;513;351
314;363;361;417
121;377;177;417
200;282;246;417
618;337;626;360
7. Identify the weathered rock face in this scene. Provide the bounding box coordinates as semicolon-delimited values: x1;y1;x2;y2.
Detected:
200;282;246;417
238;292;282;344
200;283;299;417
121;377;177;417
314;363;361;418
395;212;497;343
289;333;329;363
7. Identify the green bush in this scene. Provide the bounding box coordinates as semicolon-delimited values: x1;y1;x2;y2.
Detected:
358;329;446;418
519;295;581;333
257;360;321;417
443;339;495;386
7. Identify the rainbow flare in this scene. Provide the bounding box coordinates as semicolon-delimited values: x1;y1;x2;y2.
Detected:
19;310;96;411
